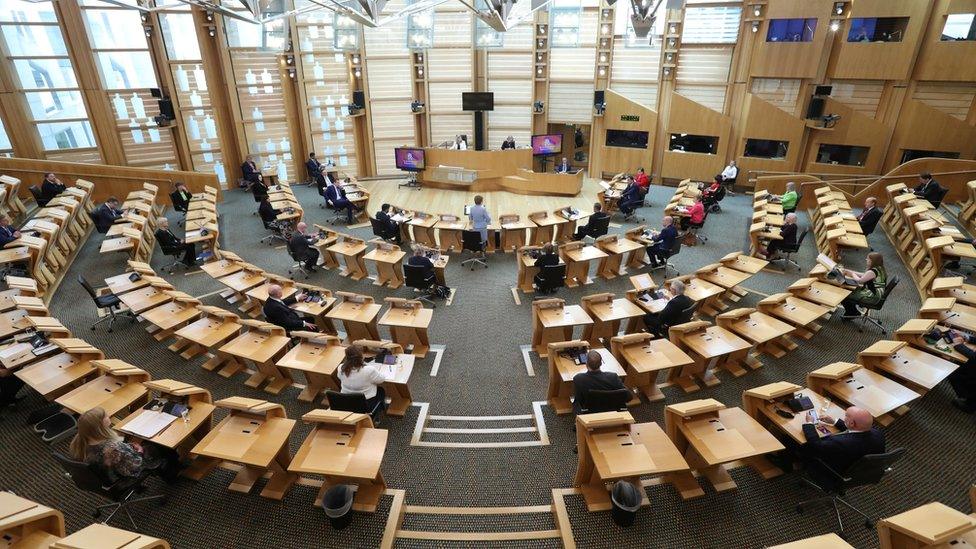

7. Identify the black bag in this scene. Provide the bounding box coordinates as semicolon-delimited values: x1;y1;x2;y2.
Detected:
433;285;451;299
786;395;814;413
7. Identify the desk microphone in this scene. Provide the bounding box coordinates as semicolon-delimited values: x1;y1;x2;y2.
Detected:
943;311;960;322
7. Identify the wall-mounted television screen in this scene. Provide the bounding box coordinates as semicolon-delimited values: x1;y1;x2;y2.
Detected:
606;130;649;149
462;92;494;111
531;134;563;156
395;147;426;171
669;133;718;155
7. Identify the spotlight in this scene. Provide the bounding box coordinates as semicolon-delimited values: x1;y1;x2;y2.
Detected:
754;6;760;17
354;68;361;78
829;20;840;31
352;55;360;64
533;100;544;113
835;3;844;15
410;100;425;112
206;11;213;21
752;21;759;32
207;26;216;37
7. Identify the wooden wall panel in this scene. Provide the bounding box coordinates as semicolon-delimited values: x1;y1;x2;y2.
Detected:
749;78;802;114
734;94;806;181
803;97;891;175
913;81;976;120
829;80;885;119
749;0;834;78
884;99;976;172
589;88;656;178
661;92;731;181
915;0;976;81
832;0;932;80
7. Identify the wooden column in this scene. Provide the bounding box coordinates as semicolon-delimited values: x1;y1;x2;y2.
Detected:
145;10;193;171
0;36;43;159
193;7;242;186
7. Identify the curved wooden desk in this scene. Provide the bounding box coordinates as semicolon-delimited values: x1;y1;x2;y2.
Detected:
418;148;583;197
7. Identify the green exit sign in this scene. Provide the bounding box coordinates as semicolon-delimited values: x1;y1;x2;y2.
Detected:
620;115;640;122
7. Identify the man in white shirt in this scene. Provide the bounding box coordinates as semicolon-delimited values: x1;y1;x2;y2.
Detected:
720;160;738;195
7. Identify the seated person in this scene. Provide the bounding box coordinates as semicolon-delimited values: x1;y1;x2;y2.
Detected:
336;345;387;412
840;252;887;319
288;222;320;271
720;160;738;194
501;136;516;150
324;179;363;223
617;178;643;219
155;218;197;267
772;181;798;214
170;182;192;213
407;247;436;285
949;330;976;414
375;203;401;244
647;216;677;267
533;243;560;288
643;280;694;337
573;203;610;240
0;215;21;248
451;135;468;150
572;350;626;414
241;155;260;184
679;197;705;230
701;175;722;204
70;407;181;484
762;212;797;259
39;172;67;207
93;197;124;234
634;167;650;195
263;284;317;334
913;172;943;204
250;174;269;202
799;406;884;488
258;197;280;227
857;197;882;236
555;157;571;174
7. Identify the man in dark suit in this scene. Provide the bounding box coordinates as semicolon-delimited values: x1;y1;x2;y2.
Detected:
857;197;882;236
155;218;196;266
407;247;436;285
288;222;320;271
643;280;694;337
555;157;571;174
913;172;943;205
572;350;626;414
617;178;643;219
324;179;362;223
799;406;885;486
949;331;976;413
258;197;280;227
376;203;401;244
647;216;677;267
263;285;317;334
765;212;798;259
0;215;20;247
92;197;123;234
533;243;560;288
39;173;67;206
170;182;192;214
250;174;269;203
241;155;260;184
306;152;323;183
573;203;610;241
501;136;516;150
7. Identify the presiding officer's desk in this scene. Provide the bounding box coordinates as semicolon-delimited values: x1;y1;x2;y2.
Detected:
418;148;583;197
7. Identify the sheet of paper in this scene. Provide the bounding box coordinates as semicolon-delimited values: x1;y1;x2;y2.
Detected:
119;410;178;439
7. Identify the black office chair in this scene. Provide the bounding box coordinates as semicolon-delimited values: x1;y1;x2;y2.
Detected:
286;238;310;280
169;191;188;227
652;239;682;277
583;215;611;242
325;390;385;425
78;275;133;332
852;275;899;334
649;301;698;338
578;388;632;414
685;208;709;244
460;229;488;270
796;448;906;537
260;218;288;246
323;197;347;223
404;263;437;308
29;185;47;207
53;451;167;529
930;186;949;209
157;241;187;274
705;186;726;213
535;264;566;295
369;217;398;243
772;227;808;271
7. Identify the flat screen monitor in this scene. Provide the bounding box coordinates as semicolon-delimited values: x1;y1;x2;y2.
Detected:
606;130;649;149
462;92;494;111
531;134;562;156
395;147;425;171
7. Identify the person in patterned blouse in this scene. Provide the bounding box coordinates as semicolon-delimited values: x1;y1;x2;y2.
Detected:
69;407;181;483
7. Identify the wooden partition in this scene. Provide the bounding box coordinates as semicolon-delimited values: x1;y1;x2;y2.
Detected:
832;0;933;80
661;93;732;182
749;0;834;78
803;98;891;176
885;100;976;173
589;88;657;179
735;94;806;182
0;157;220;205
914;0;976;81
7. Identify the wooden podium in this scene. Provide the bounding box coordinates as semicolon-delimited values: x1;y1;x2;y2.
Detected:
418;148;583;197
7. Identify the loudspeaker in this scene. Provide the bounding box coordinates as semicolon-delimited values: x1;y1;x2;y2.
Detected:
594;90;605;106
158;99;175;120
473;111;485;151
814;85;832;96
352;90;365;108
806;97;825;120
149;88;163;99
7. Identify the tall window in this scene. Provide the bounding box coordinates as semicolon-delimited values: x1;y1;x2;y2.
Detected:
551;0;582;47
0;1;100;162
407;9;435;49
0;117;12;157
683;6;741;44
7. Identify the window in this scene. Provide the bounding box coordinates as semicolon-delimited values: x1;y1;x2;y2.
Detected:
159;13;200;59
551;0;581;47
766;18;817;42
334;13;359;50
669;133;718;154
942;13;976;41
816;144;870;166
606;130;649;149
683;6;741;44
846;17;909;42
744;138;789;160
474;11;503;48
407;9;434;49
900;149;960;163
37;121;97;151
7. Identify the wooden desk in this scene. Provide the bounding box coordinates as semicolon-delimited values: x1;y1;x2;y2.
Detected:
115;380;214;456
931;277;976;307
354;340;415;416
52;524;169;549
0;492;65;548
681;277;727;316
55;360;150;418
14;338;103;400
554;208;592;243
532;299;594;356
169;306;242;362
665;399;784;497
758;293;831;340
288;287;338;334
378;298;433;357
364;245;406;289
217;321;293;393
560;243;607;287
408;214;437;248
595;235;644;279
580;294;643;347
188;397;296;500
768;534;853;548
668;321;752;392
200;258;243;279
546;342;629;415
807;362;920;426
499;217;533;252
276;332;344;402
716;307;797;362
103;272;150;295
858;340;958;395
787;277;852;308
326;294;382;343
327;237;368;280
515;247;562;294
216;266;266;306
529;212;564;246
611;333;694;402
434;215;465;252
695;265;752;304
288;409;387;511
117;284;173;315
742;381;846;445
139;293;201;341
877;501;976;549
573;412;697;510
895;318;975;365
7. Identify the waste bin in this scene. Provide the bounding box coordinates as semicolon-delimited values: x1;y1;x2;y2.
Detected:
610;481;641;527
322;484;357;529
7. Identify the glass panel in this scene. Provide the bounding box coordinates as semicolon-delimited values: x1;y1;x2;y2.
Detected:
1;25;67;56
225;15;287;50
942;13;976;41
85;9;146;48
847;17;909;42
334;13;359;50
816;144;869;166
25;90;89;121
766;18;817;42
744;138;789;160
159;13;201;59
0;1;57;23
12;58;78;89
551;5;581;47
96;51;158;89
37;120;97;150
683;6;741;44
0;117;11;151
407;10;435;49
669;133;718;154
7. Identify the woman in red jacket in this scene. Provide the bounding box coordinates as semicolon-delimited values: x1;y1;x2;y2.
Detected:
634;167;650;193
680;197;705;230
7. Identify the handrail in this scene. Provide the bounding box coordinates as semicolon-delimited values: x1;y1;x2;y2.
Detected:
749;168;976;187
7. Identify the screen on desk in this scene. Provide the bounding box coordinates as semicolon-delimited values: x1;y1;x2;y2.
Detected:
394;147;425;171
531;134;562;156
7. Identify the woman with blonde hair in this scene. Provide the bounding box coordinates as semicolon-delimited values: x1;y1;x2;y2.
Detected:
70;407;180;483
